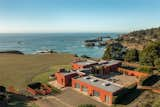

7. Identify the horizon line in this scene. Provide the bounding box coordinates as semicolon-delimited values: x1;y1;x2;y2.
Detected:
0;32;127;34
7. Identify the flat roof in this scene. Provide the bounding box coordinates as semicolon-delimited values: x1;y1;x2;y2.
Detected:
58;70;77;76
77;76;122;93
95;72;138;87
74;60;121;67
98;60;121;67
74;60;97;66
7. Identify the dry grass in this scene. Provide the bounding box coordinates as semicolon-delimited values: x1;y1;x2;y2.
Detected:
31;65;71;84
0;53;74;89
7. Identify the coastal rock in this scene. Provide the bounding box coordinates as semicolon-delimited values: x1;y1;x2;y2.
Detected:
84;42;95;47
34;49;57;54
0;50;24;55
98;41;107;47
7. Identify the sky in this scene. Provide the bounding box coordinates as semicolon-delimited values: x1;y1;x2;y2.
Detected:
0;0;160;33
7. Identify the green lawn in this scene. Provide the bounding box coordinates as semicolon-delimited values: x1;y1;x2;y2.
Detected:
31;65;71;84
0;53;74;89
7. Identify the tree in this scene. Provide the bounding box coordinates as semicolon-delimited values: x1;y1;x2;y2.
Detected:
140;41;160;66
124;49;139;62
154;58;160;70
102;43;126;60
78;104;96;107
102;45;112;60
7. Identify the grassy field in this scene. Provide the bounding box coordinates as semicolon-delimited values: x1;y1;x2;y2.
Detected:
31;65;71;84
0;53;74;89
1;53;160;107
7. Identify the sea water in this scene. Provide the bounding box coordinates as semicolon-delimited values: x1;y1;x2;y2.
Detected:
0;33;119;58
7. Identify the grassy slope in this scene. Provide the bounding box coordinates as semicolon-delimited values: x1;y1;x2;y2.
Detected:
0;53;74;89
31;65;71;84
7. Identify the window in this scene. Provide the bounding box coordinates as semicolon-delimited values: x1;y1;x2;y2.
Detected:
75;83;80;89
93;90;100;97
82;86;88;92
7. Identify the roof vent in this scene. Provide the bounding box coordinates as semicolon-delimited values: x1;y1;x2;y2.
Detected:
102;83;111;86
99;61;108;65
83;77;91;80
90;79;98;82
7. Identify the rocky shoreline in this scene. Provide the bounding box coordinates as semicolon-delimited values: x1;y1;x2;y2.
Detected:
0;50;24;55
84;35;111;47
109;27;160;50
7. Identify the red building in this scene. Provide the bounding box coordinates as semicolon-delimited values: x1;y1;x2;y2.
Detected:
71;60;98;70
94;60;122;75
72;60;122;75
72;76;123;105
55;69;78;87
55;60;148;105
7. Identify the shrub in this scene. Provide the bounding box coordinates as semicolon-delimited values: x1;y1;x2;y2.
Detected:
153;99;160;107
136;66;152;74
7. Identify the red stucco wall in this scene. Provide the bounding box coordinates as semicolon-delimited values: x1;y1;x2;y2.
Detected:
117;67;149;78
72;78;113;105
55;72;78;87
55;72;65;86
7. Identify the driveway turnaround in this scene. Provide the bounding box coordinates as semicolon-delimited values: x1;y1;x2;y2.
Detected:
35;88;107;107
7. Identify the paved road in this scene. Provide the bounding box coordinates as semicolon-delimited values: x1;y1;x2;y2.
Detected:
35;97;69;107
35;88;107;107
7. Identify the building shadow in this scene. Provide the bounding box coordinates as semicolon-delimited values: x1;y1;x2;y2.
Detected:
142;75;160;86
115;75;160;105
115;88;144;105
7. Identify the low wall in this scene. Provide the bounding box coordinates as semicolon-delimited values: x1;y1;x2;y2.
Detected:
117;67;149;78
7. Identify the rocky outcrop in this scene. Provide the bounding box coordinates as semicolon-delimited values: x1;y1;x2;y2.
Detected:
0;50;24;55
84;42;95;47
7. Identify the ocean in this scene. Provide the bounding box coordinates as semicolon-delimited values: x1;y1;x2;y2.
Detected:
0;33;119;58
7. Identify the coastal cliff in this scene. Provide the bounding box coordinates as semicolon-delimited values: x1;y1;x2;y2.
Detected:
103;27;160;67
108;27;160;50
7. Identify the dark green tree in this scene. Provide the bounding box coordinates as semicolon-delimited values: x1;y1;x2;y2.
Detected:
140;41;160;66
102;43;126;60
124;49;139;62
102;45;112;60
